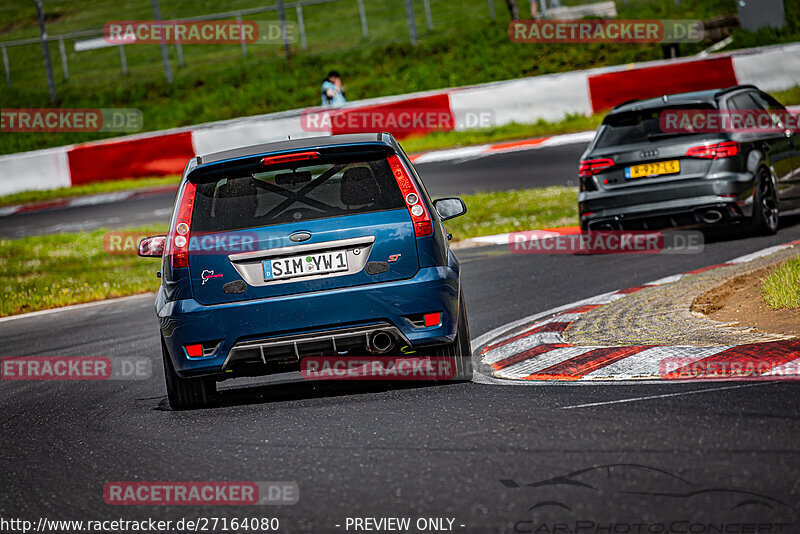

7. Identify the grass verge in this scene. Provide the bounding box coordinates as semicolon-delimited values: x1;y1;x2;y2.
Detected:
0;175;180;208
0;186;577;316
761;257;800;309
442;186;578;241
0;225;166;317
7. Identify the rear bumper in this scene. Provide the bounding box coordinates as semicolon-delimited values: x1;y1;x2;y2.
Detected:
579;174;754;230
158;265;460;378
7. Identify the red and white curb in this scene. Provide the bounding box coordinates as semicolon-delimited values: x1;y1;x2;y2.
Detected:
0;184;178;218
408;131;595;165
460;225;581;248
473;240;800;383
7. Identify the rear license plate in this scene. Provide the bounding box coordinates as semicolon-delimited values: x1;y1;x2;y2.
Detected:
263;251;348;281
625;160;680;180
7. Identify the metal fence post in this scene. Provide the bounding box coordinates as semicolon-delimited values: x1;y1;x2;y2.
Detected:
119;45;128;75
151;0;173;83
404;0;418;45
236;13;248;58
58;36;69;80
357;0;369;39
488;0;496;21
2;45;10;87
423;0;434;30
296;5;308;50
175;39;184;68
34;0;57;102
277;0;291;59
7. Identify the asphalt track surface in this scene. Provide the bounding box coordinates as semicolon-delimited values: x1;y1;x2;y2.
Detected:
0;142;586;239
2;142;800;533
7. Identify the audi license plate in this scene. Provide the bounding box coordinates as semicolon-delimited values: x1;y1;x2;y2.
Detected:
625;160;680;180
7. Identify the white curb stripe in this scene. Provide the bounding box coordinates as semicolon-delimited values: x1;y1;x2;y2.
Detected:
728;245;791;264
496;346;595;379
481;333;567;364
581;345;731;380
762;356;800;376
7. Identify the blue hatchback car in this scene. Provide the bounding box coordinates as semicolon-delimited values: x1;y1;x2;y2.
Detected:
138;133;471;409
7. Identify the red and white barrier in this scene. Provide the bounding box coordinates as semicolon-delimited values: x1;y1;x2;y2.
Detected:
1;42;799;197
0;147;71;197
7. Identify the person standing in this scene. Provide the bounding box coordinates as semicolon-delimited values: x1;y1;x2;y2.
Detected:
321;71;347;108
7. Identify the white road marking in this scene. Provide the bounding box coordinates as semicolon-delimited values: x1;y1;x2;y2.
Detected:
560;382;773;409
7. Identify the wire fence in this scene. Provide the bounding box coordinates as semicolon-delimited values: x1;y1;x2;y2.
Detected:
0;0;544;96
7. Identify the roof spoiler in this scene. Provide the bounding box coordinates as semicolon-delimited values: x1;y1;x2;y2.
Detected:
714;84;759;98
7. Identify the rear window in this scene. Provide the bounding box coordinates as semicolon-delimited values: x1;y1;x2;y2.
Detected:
595;104;716;148
191;156;405;233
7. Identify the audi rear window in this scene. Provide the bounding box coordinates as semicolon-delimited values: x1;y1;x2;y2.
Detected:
595;104;716;148
190;156;405;233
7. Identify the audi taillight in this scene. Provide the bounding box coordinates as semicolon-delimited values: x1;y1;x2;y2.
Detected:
388;155;433;237
579;158;615;178
686;142;739;159
168;181;197;269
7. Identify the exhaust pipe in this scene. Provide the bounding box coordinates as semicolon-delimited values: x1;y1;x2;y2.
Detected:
700;209;723;225
368;331;394;354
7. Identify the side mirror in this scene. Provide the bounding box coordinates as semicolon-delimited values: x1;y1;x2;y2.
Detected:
138;235;167;257
433;197;467;221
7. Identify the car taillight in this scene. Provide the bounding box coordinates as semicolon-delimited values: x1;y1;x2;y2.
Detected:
169;181;197;269
686;142;739;159
579;158;615;178
387;155;433;237
260;151;320;166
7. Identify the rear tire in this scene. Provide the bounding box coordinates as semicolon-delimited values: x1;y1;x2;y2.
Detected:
427;291;472;381
750;167;779;236
162;337;216;410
